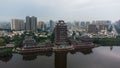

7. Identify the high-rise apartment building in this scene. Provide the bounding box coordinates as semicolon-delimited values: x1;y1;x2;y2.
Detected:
37;21;44;30
55;20;67;45
41;23;47;31
11;19;24;31
26;16;31;31
49;20;55;33
25;16;37;32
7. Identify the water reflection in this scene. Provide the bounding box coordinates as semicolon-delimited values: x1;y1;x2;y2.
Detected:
55;52;67;68
73;48;93;55
1;46;120;68
22;51;53;61
54;48;93;68
110;46;113;51
23;54;37;61
0;48;93;63
0;55;13;62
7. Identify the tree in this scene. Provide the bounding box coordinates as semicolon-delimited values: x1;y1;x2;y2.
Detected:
13;35;24;48
0;38;6;46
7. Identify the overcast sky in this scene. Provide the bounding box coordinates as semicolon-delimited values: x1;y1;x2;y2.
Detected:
0;0;120;22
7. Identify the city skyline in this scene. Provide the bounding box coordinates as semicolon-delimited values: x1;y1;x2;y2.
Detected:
0;0;120;22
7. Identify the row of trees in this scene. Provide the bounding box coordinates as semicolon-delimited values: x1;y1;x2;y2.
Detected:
93;38;120;46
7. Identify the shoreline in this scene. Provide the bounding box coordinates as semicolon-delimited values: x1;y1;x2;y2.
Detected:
14;44;95;54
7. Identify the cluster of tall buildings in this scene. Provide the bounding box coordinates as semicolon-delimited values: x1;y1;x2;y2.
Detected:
74;21;90;27
11;19;68;45
10;16;55;33
11;16;37;32
7;18;120;43
10;16;113;37
87;20;111;33
10;16;112;34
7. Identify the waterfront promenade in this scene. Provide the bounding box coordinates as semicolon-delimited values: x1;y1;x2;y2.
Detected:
15;42;95;54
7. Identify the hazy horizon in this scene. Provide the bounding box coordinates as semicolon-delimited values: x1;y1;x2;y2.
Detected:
0;0;120;22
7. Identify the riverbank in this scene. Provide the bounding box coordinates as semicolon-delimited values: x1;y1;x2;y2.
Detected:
14;43;95;54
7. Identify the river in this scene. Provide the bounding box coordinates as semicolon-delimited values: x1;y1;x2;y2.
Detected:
0;46;120;68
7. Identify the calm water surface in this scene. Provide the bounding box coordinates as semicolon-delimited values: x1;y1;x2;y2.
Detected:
0;46;120;68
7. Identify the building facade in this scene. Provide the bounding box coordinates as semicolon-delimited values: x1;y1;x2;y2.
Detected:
49;20;55;33
25;16;37;32
41;23;47;31
99;25;109;31
88;24;98;33
37;21;44;30
11;19;24;31
80;21;86;26
55;20;67;45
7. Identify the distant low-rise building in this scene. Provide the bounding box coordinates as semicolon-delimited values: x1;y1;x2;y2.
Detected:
23;36;37;47
99;24;109;31
87;24;98;33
